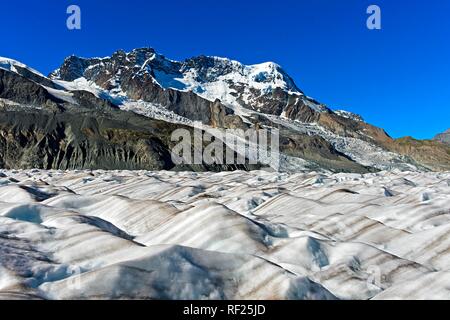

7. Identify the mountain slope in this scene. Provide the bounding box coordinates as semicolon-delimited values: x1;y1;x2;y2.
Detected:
387;136;450;171
50;49;328;117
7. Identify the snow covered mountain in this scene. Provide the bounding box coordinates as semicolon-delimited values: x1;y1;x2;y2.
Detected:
49;48;329;117
1;49;450;172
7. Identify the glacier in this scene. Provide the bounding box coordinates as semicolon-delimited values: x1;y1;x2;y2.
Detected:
0;169;449;299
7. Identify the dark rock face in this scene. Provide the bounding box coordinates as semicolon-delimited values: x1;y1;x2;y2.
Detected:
434;129;450;145
50;55;103;82
283;99;326;122
279;131;373;173
0;108;173;170
0;69;62;107
123;77;226;125
9;65;59;89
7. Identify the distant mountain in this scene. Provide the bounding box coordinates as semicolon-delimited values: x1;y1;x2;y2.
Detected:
434;129;450;145
1;48;450;172
46;49;398;150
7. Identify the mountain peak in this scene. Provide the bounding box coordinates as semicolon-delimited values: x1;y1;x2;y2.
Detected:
48;47;321;115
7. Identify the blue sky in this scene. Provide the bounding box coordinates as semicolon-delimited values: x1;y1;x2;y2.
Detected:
2;0;449;139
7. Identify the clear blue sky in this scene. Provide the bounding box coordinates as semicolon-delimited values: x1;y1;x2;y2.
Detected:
2;0;449;139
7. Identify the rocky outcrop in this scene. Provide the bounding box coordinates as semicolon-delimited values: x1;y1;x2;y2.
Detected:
209;99;246;129
0;104;259;171
386;137;450;171
434;129;450;146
